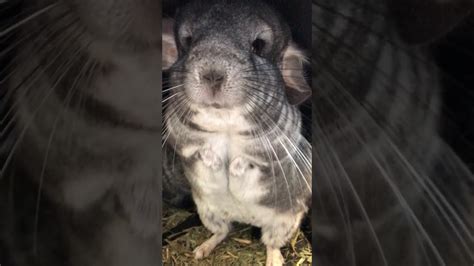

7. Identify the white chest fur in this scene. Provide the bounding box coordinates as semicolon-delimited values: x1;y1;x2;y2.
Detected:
185;107;275;226
191;106;253;134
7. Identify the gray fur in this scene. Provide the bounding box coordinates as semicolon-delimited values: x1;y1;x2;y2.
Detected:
162;0;311;264
313;0;474;265
1;0;162;265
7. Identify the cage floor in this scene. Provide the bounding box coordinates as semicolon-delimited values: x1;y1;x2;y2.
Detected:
162;205;312;265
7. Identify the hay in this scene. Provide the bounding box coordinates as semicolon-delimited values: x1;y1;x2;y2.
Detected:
163;206;312;265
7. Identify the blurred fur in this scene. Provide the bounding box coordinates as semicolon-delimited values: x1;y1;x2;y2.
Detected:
0;1;162;265
313;0;474;265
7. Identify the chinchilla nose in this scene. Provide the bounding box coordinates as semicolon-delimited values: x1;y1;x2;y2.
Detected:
201;69;226;93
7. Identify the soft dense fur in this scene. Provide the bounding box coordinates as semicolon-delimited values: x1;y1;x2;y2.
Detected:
313;0;474;265
162;0;312;265
0;1;161;265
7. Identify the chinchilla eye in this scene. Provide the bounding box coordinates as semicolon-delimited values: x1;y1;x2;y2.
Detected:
251;38;266;56
182;36;192;49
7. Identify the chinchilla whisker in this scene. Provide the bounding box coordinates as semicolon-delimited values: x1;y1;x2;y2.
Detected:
162;74;188;81
335;141;438;261
246;95;311;191
312;130;348;221
163;94;188;112
246;94;310;177
243;75;289;86
0;13;76;82
162;84;185;93
312;2;388;37
167;69;192;75
323;90;446;265
0;10;70;60
320;56;473;233
241;61;292;72
64;61;99;151
317;126;389;266
245;94;284;132
1;19;83;124
246;84;302;107
345;80;472;246
243;76;285;88
315;147;351;220
163;71;188;76
245;115;279;209
3;59;84;175
162;92;183;103
263;134;295;211
385;141;474;255
244;86;284;105
161;78;178;84
337;0;386;17
1;38;88;179
0;103;18;134
0;20;83;128
162;99;190;148
314;57;436;137
241;60;291;72
0;2;59;38
162;80;187;88
164;96;191;130
33;56;90;254
63;59;95;153
314;8;474;109
242;68;311;74
259;131;280;209
320;58;474;252
257;130;310;196
244;73;311;81
168;97;196;171
162;130;171;148
0;13;79;85
162;101;178;112
242;68;304;74
244;82;285;99
312;28;441;114
0;33;33;59
276;137;309;192
33;112;60;255
240;62;267;72
335;73;474;247
161;93;177;107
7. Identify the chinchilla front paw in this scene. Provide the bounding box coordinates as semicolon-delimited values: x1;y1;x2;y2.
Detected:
199;145;222;170
229;156;249;176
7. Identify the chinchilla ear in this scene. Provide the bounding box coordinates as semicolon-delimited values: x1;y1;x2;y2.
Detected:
162;18;177;70
281;42;312;105
389;0;474;45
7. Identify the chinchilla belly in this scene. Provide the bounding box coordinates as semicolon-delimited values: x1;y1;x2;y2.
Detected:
191;168;279;228
186;136;277;226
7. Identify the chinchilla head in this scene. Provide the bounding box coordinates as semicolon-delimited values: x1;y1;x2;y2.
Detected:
163;0;311;109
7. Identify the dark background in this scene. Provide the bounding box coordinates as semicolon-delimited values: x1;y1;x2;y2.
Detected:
434;13;474;170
